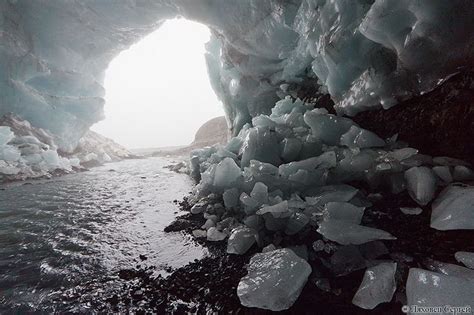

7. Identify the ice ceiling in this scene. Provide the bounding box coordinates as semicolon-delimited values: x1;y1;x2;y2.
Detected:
1;0;474;152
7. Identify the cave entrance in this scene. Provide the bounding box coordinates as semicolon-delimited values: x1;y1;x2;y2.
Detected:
91;18;224;151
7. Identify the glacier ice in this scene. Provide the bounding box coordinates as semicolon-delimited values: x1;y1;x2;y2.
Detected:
227;227;256;255
0;127;14;146
322;202;365;224
431;185;474;230
2;0;474;151
237;249;311;311
425;259;474;280
405;166;437;206
455;252;474;269
206;227;227;242
340;126;385;149
406;268;474;308
317;220;396;246
3;0;474;310
352;262;397;310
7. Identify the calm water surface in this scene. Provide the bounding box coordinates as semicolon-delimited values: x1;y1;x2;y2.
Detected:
0;157;205;312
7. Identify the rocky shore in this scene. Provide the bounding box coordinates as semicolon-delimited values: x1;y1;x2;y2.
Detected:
101;192;474;314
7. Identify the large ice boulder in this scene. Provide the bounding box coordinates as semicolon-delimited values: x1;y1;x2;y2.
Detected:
406;268;474;309
352;262;397;309
431;185;474;230
237;248;311;311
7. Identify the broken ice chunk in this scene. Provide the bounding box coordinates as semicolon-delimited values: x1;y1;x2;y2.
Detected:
322;202;365;224
243;215;262;230
455;252;474;269
192;229;207;238
0;127;14;146
202;219;215;230
252;115;277;128
285;212;309;235
250;182;268;206
280;138;302;162
206;227;227;241
305;185;359;207
425;259;474;279
0;145;21;162
298;135;323;159
0;160;20;175
237;249;311;311
432;166;453;184
239;192;259;215
352;262;397;309
386;148;418;161
317;220;396;245
223;188;239;209
304;111;355;145
399;207;423;215
431;185;474;230
213;157;241;189
257;200;290;218
453;165;474;181
405;166;436;206
240;127;281;167
340;126;385;149
406;268;474;308
227;227;256;255
278;152;337;179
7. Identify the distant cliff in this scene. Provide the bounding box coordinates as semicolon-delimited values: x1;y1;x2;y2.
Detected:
152;116;229;157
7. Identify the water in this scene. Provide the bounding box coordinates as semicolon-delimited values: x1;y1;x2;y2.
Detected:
0;157;205;312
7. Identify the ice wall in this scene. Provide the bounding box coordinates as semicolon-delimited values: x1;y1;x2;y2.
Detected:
1;0;474;150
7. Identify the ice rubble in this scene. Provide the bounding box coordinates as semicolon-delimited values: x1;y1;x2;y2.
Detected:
2;1;474;149
0;114;132;182
352;262;397;309
237;248;311;311
189;96;474;310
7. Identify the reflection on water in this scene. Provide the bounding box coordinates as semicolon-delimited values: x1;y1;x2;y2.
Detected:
0;157;205;312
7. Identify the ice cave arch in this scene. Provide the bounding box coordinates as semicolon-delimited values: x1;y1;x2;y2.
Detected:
1;0;474;153
2;1;474;311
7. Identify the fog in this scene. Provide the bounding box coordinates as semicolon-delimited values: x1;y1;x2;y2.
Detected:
92;19;224;149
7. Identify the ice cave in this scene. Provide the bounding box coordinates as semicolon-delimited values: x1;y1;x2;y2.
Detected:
1;0;474;313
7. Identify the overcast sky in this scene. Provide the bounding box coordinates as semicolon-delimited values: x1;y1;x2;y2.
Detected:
92;19;224;149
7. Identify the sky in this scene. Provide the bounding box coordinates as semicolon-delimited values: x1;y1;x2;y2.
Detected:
92;19;224;149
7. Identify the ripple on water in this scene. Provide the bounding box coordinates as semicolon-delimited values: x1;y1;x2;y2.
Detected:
0;157;206;312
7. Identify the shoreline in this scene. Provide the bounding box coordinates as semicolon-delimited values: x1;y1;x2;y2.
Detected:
104;190;474;314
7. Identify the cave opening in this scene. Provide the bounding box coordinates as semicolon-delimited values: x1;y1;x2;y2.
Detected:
91;18;224;150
